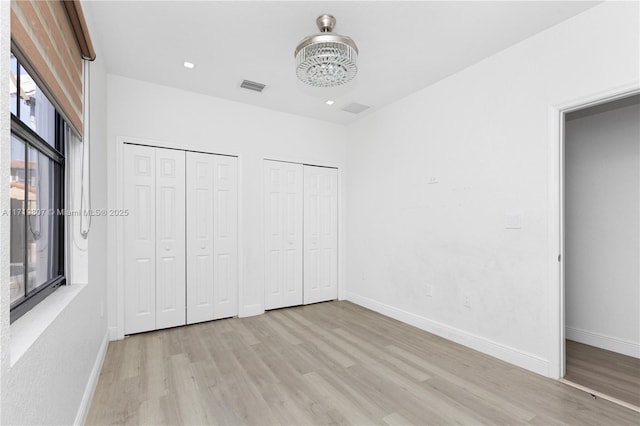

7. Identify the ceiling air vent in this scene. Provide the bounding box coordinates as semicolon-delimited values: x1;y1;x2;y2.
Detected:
342;102;370;114
240;79;266;93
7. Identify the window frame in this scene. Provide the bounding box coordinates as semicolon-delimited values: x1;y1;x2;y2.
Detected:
9;54;67;324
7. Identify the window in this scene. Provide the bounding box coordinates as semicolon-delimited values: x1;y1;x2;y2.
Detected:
9;53;66;323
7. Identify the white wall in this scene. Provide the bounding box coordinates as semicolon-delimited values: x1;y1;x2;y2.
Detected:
565;101;640;357
0;1;11;421
87;20;110;357
345;1;639;377
106;75;348;339
0;4;110;423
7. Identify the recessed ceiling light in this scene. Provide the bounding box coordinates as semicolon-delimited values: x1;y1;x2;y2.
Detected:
325;100;335;105
183;61;195;69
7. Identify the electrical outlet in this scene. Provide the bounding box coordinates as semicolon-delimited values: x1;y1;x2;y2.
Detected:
361;272;366;281
505;212;522;229
463;292;473;308
425;284;433;297
427;177;439;184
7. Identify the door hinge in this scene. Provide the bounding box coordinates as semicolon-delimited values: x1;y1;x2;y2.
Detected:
558;254;562;262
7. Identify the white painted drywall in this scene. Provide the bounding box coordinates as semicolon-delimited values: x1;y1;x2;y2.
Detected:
0;1;11;421
0;5;110;423
88;28;110;359
105;75;348;338
565;101;640;357
345;1;639;377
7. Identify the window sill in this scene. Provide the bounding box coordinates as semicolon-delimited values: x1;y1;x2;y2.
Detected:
10;283;86;366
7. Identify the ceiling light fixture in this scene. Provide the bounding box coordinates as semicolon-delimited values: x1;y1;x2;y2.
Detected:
183;61;195;69
325;100;335;105
294;14;358;87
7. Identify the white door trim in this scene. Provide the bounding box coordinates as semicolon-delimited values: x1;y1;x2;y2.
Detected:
548;81;639;379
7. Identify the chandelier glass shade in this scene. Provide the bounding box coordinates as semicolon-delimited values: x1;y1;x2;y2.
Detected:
295;15;358;87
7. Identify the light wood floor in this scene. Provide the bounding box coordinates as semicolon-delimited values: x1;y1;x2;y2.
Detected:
87;302;639;425
565;339;640;408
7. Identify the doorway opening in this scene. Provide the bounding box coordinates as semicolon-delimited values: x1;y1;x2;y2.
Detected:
560;93;640;410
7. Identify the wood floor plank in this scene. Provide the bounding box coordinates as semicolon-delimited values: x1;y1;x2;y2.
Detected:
314;367;390;422
333;327;431;381
382;412;411;426
302;371;377;425
136;394;181;426
168;353;212;425
385;344;537;422
87;302;640;425
565;339;640;407
279;310;357;368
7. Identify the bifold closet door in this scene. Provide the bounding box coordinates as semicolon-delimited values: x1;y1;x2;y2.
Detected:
124;144;156;334
186;153;238;323
264;160;303;310
124;145;186;334
186;153;214;324
212;155;239;319
303;165;338;304
155;148;186;330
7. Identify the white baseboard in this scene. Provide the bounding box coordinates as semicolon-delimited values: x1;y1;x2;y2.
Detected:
347;292;550;377
240;303;264;318
74;330;109;425
566;326;640;358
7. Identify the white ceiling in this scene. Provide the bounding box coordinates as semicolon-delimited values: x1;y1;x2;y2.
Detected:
85;1;599;125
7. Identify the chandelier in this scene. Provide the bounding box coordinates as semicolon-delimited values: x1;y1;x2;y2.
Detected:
294;14;358;87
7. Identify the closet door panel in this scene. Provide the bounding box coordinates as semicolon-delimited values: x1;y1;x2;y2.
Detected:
212;155;238;319
155;148;186;329
264;160;303;310
304;165;338;304
124;144;156;334
186;152;215;324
